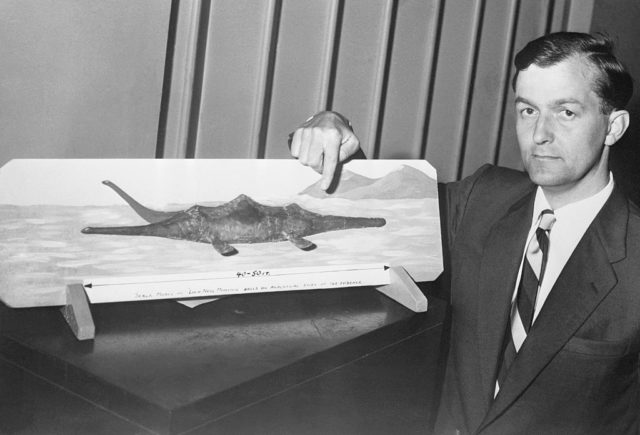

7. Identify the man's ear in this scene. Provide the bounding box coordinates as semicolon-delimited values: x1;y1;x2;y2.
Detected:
605;109;630;146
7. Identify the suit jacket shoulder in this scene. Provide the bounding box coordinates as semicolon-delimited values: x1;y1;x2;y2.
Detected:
440;164;534;258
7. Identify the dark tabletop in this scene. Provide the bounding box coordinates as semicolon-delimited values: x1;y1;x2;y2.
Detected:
0;284;448;435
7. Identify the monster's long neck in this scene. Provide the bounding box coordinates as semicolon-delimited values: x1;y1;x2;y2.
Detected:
102;180;178;224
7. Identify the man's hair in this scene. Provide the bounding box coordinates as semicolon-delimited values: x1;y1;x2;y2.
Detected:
512;32;633;113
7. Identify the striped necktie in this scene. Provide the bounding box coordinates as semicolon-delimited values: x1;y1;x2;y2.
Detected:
497;209;556;390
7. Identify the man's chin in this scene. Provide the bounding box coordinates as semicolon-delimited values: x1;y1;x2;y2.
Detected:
524;168;563;188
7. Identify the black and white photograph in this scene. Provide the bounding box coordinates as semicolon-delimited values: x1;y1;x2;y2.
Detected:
1;1;640;434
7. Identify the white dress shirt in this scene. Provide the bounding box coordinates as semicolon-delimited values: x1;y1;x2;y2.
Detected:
512;173;615;323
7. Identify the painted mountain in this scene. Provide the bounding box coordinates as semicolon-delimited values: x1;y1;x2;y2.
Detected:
299;164;437;200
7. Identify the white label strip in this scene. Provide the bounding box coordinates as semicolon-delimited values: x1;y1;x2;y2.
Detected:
82;263;390;304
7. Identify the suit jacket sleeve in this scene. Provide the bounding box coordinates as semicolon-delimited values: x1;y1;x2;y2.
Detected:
437;164;493;301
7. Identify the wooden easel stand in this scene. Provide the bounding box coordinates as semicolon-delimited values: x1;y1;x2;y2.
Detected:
61;266;427;341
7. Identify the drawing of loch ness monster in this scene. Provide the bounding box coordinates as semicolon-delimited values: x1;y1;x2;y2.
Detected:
81;181;386;256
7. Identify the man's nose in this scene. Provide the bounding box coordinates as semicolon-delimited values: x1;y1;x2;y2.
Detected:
533;114;554;145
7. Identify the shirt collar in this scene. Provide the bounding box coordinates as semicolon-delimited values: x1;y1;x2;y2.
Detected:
532;172;615;225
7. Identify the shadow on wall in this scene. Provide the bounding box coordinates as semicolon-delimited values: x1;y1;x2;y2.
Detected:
610;98;640;207
590;0;640;207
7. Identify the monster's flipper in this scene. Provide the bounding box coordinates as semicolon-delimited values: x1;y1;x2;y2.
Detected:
285;233;316;251
102;180;179;224
212;240;238;256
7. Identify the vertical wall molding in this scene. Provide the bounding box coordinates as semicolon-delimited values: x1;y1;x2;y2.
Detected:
492;0;521;168
249;0;279;158
317;0;341;110
418;0;445;160
424;0;484;181
565;0;594;32
456;0;487;180
160;0;203;158
366;0;396;158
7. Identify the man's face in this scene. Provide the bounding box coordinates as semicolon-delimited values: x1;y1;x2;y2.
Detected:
515;57;612;203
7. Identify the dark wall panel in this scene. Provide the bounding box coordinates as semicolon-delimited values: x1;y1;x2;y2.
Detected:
591;0;640;205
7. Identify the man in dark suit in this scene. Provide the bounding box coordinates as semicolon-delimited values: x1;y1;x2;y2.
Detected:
289;32;640;433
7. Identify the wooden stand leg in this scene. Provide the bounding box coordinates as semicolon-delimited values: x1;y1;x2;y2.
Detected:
375;266;428;312
60;283;95;340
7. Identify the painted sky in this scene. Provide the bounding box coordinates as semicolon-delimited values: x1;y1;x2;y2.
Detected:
0;159;437;206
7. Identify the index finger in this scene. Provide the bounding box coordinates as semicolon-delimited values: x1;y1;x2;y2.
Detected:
320;142;339;191
289;129;302;158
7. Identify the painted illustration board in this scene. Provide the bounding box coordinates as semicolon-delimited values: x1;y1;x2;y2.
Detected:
0;159;443;308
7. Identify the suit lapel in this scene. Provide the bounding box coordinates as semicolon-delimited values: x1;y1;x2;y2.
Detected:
479;187;629;431
476;190;535;406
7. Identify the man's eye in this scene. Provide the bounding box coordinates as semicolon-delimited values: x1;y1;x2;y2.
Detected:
521;108;536;116
562;109;575;118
